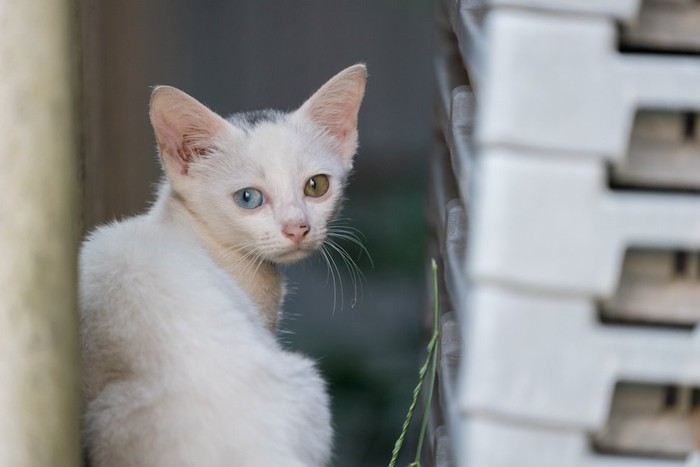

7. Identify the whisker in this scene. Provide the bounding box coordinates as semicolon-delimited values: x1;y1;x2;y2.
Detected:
322;243;344;314
317;246;332;286
325;238;362;284
319;245;338;315
327;226;374;267
208;224;370;315
250;250;269;282
216;240;262;269
313;219;372;311
216;239;278;282
325;238;365;308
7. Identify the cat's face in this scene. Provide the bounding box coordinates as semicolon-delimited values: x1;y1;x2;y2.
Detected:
149;65;366;265
184;112;349;265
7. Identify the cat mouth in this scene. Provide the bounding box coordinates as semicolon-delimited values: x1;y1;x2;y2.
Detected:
270;235;325;265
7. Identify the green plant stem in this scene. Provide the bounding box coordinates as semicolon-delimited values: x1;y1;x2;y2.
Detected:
413;326;439;464
387;339;435;467
388;259;440;467
413;259;440;465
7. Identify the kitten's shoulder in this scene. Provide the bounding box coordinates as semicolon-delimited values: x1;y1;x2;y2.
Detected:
81;214;169;271
78;213;256;320
79;214;204;298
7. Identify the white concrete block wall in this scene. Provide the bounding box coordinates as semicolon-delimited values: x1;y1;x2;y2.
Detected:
429;0;700;465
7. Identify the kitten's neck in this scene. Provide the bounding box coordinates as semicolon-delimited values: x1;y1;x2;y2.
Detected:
152;184;284;332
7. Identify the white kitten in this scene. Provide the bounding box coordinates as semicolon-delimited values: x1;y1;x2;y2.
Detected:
79;64;366;467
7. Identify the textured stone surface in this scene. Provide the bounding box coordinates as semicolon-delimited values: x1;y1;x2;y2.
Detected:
0;1;81;466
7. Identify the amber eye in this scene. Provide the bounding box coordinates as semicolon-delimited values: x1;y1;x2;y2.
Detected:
304;175;330;198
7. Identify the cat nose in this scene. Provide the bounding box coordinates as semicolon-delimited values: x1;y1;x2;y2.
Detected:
283;223;310;243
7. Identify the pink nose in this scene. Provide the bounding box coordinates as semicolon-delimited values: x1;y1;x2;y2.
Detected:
283;223;310;243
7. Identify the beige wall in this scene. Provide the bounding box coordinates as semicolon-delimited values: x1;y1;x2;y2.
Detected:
0;1;81;465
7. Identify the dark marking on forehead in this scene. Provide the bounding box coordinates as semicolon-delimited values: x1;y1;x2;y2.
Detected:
227;109;286;133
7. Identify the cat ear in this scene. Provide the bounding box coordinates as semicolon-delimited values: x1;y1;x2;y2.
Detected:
149;86;228;176
298;64;367;167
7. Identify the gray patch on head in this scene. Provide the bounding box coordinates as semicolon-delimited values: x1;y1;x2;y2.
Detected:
227;109;286;133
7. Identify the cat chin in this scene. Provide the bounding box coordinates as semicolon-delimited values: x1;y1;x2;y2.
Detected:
272;247;316;265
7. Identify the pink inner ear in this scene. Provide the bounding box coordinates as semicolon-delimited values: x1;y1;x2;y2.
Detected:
301;65;366;162
175;131;213;174
153;120;186;172
150;86;227;176
307;95;359;141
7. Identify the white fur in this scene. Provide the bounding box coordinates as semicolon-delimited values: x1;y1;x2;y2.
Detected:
80;65;366;467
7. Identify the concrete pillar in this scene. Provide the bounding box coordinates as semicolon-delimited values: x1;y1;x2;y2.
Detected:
0;1;81;466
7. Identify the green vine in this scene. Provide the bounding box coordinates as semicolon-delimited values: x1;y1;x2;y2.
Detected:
388;258;440;467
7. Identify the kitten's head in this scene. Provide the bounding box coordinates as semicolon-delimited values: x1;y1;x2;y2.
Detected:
149;64;366;265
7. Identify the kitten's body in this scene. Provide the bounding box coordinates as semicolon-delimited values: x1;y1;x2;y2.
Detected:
80;65;366;467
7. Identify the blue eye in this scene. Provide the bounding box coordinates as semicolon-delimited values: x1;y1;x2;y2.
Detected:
233;188;264;209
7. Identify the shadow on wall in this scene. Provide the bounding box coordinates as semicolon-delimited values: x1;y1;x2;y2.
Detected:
82;1;435;466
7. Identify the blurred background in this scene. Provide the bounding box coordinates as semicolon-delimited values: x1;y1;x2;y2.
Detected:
81;1;436;465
